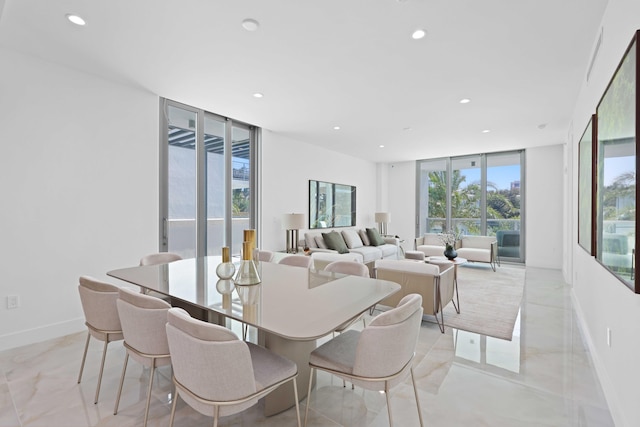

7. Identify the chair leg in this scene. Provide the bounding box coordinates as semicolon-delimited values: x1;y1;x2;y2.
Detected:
94;338;110;404
77;331;91;384
169;388;179;427
113;352;129;414
143;361;157;427
410;367;424;427
304;368;315;426
292;377;301;427
213;405;219;427
385;382;393;426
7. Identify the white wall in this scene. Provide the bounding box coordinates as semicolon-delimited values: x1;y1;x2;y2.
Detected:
259;130;378;252
568;1;640;426
0;48;159;351
526;145;564;269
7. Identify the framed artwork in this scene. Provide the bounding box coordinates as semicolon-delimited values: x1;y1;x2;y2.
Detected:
309;180;356;229
578;114;596;255
595;30;638;292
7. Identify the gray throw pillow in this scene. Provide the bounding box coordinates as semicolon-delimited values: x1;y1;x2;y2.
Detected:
322;231;350;254
366;228;386;246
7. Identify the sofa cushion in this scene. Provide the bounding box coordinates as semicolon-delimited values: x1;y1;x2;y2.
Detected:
322;231;349;254
366;228;386;246
423;233;442;246
461;235;494;250
358;229;370;246
416;245;445;257
378;243;398;258
350;246;383;264
315;235;328;249
457;247;491;263
342;229;364;249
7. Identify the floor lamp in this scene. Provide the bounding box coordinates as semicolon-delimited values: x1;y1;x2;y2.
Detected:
282;213;305;253
375;212;390;236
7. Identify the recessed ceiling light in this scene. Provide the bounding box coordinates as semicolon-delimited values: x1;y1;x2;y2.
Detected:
459;98;471;104
411;29;426;40
379;145;385;148
537;123;547;130
482;129;491;133
252;92;263;98
403;127;412;131
333;126;341;130
242;18;260;31
66;14;86;26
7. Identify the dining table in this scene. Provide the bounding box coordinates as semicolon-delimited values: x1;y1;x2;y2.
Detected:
107;256;400;416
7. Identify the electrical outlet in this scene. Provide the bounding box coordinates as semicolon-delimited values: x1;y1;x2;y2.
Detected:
7;295;19;309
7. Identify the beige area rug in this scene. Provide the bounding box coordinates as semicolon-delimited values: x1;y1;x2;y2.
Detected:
434;264;525;341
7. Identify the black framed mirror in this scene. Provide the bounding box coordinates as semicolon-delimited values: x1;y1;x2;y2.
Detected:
309;180;356;229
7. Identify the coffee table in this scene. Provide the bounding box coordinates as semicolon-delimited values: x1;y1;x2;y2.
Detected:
426;256;466;313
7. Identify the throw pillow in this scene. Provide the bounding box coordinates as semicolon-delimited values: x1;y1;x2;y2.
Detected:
315;235;328;249
322;231;350;254
342;229;364;249
366;228;386;246
358;229;371;246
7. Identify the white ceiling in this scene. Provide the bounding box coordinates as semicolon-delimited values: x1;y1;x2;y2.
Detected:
0;0;609;162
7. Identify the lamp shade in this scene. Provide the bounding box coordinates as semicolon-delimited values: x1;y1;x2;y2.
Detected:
282;213;305;230
375;212;390;223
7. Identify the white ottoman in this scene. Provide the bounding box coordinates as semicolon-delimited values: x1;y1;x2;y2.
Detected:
404;250;426;261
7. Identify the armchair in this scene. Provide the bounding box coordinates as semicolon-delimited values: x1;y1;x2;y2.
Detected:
374;259;455;332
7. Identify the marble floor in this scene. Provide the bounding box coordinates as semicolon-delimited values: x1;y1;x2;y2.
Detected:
0;266;614;426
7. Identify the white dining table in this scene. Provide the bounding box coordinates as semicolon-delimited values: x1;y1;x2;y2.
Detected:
107;256;400;416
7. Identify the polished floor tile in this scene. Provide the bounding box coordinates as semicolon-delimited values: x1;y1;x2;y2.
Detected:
0;266;613;426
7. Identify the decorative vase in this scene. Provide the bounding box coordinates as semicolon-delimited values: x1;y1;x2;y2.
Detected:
444;244;457;260
215;246;236;280
234;241;261;285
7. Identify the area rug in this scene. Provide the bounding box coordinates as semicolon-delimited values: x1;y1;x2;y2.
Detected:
435;264;525;341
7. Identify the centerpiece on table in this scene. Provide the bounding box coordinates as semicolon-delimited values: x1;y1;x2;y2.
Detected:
438;228;461;260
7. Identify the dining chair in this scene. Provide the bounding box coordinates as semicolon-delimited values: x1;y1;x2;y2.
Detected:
278;255;313;268
165;307;301;427
254;249;275;262
138;252;182;299
139;252;182;266
77;276;124;404
114;287;171;427
324;261;370;332
304;294;424;427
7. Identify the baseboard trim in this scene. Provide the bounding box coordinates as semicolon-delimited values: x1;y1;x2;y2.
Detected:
0;317;85;352
571;289;625;427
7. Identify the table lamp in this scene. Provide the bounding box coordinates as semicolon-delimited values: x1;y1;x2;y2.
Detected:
375;212;390;236
282;213;305;253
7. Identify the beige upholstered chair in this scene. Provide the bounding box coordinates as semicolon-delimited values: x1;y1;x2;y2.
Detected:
375;259;455;333
278;255;313;268
139;252;182;266
114;287;171;427
77;276;124;404
138;252;182;298
304;294;424;427
324;261;370;332
165;308;301;427
254;249;275;262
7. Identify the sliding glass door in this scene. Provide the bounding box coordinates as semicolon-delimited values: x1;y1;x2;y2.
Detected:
161;99;258;259
417;150;524;262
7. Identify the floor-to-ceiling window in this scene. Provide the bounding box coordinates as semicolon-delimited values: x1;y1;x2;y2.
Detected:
160;99;258;258
417;150;524;263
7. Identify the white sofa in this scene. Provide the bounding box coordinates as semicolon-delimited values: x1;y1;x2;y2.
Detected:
414;233;446;257
455;235;498;271
303;228;400;265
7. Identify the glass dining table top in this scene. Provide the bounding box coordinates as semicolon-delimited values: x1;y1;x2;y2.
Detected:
107;256;400;341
